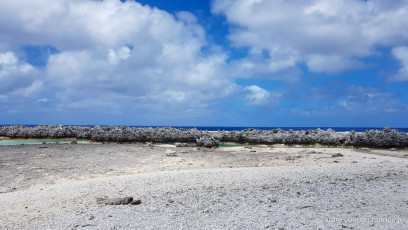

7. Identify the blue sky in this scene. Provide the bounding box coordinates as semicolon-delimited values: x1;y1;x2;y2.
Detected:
1;0;408;127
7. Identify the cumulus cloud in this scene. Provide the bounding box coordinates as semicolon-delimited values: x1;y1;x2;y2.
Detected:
0;0;238;120
0;51;18;65
243;85;280;106
391;46;408;81
213;0;408;75
108;46;131;65
0;51;36;93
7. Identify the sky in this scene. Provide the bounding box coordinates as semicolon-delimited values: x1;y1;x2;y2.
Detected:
0;0;408;127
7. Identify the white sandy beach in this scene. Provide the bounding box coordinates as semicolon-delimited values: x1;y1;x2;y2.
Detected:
1;144;407;229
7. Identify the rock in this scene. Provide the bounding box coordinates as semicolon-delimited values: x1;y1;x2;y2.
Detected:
196;135;219;148
390;148;396;151
71;140;77;144
96;197;136;205
39;142;48;148
1;125;407;148
130;199;142;205
332;153;344;157
299;205;313;209
285;156;295;161
175;143;189;147
165;149;177;157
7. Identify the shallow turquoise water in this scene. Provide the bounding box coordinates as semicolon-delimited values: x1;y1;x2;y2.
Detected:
0;139;91;145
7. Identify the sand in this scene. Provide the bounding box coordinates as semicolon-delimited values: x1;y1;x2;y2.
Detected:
0;143;407;229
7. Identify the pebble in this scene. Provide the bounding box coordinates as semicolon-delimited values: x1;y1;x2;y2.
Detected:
165;149;177;157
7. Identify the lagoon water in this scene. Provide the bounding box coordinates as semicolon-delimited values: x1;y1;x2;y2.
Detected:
0;139;91;146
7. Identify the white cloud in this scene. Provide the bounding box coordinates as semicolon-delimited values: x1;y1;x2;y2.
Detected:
108;46;131;65
306;55;365;74
391;46;408;81
12;81;44;97
0;51;18;65
0;0;240;119
243;85;280;106
213;0;408;75
0;51;36;95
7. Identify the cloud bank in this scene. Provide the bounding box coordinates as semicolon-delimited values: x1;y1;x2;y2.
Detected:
213;0;408;76
0;0;238;124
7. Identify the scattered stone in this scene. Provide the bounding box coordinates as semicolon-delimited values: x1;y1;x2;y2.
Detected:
250;150;256;152
285;156;295;161
96;197;138;205
176;143;189;147
39;143;48;149
130;199;142;205
269;198;277;203
299;205;313;209
332;153;344;158
351;161;358;163
165;149;177;157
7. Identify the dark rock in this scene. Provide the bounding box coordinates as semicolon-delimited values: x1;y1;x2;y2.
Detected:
0;125;407;148
196;135;219;148
332;153;344;157
96;197;135;205
130;199;141;205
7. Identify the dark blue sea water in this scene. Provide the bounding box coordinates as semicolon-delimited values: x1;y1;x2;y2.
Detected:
1;125;408;133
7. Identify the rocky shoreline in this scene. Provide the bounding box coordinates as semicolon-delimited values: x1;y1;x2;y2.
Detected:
1;125;408;148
